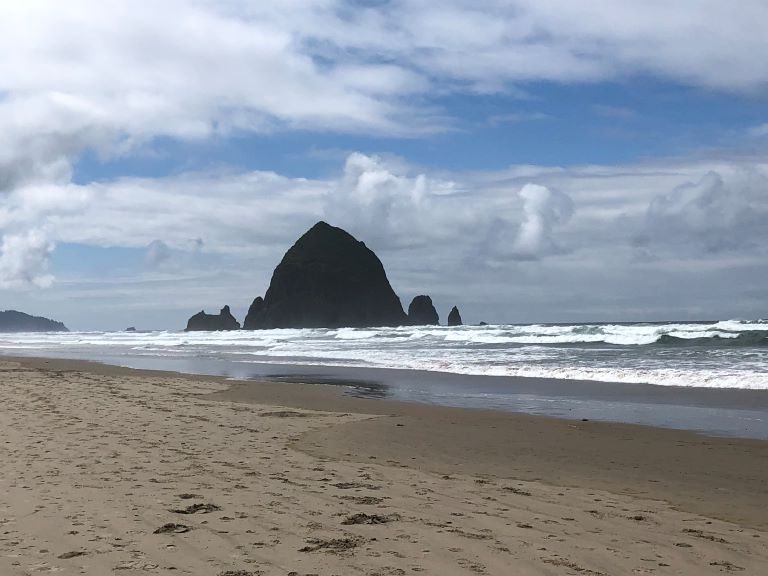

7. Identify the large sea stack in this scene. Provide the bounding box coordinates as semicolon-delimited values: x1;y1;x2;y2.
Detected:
185;305;240;331
243;222;407;329
407;295;439;325
0;310;68;332
447;306;463;326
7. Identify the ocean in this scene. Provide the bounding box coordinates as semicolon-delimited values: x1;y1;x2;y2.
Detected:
2;319;767;438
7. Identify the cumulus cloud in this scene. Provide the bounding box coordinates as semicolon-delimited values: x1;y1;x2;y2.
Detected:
510;184;574;259
639;169;768;253
6;153;768;277
0;1;765;182
0;152;580;290
325;153;433;244
0;229;55;288
3;153;768;325
1;1;767;322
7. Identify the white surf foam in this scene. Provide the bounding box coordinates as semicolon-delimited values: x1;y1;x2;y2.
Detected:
1;320;767;390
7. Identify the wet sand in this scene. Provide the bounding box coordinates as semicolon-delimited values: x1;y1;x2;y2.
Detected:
0;356;766;575
9;352;767;438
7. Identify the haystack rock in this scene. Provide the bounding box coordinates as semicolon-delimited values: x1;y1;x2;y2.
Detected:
447;306;463;326
243;222;407;329
185;305;240;331
0;310;68;332
407;295;439;325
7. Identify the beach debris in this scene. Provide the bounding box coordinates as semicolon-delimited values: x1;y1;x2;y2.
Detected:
682;528;728;543
332;481;381;490
177;493;202;500
299;536;365;553
339;495;385;505
219;571;258;576
259;410;311;418
341;513;399;525
447;528;492;540
58;550;87;559
542;557;607;575
171;503;221;514
502;486;532;496
709;560;745;571
153;523;191;534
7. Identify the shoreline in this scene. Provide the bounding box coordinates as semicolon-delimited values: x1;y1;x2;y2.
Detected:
1;355;766;574
5;351;768;439
12;354;768;530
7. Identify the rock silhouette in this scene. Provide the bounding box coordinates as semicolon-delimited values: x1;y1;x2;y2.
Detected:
242;296;265;330
243;222;407;329
0;310;68;332
185;305;240;331
407;295;439;325
447;306;463;326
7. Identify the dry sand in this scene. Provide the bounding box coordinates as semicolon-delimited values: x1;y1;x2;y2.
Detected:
0;357;766;575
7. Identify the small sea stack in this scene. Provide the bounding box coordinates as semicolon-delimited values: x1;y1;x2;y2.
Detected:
243;297;265;330
407;295;439;325
447;306;463;326
185;305;240;331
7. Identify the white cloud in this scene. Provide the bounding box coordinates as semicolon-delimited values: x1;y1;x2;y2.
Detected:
0;229;55;289
639;169;768;253
325;153;434;244
0;0;765;172
3;152;768;325
5;153;768;275
510;184;574;259
2;1;767;322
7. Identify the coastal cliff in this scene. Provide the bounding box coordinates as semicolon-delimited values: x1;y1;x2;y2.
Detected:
0;310;68;332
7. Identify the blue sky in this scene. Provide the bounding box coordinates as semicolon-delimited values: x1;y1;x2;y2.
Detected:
72;80;767;182
1;1;767;330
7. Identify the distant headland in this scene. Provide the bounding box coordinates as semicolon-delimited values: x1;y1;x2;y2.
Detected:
185;222;463;331
0;310;69;333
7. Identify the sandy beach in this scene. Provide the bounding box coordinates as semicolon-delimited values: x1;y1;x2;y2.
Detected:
0;357;766;575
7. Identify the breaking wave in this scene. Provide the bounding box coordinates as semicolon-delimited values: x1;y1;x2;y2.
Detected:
1;318;767;389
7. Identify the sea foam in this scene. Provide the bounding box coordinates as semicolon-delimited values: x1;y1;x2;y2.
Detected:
1;319;767;390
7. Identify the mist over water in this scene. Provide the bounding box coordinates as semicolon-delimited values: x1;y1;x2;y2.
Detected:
2;319;767;390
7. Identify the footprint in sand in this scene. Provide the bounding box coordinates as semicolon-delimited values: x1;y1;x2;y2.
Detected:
341;513;399;525
170;503;222;514
153;523;191;534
